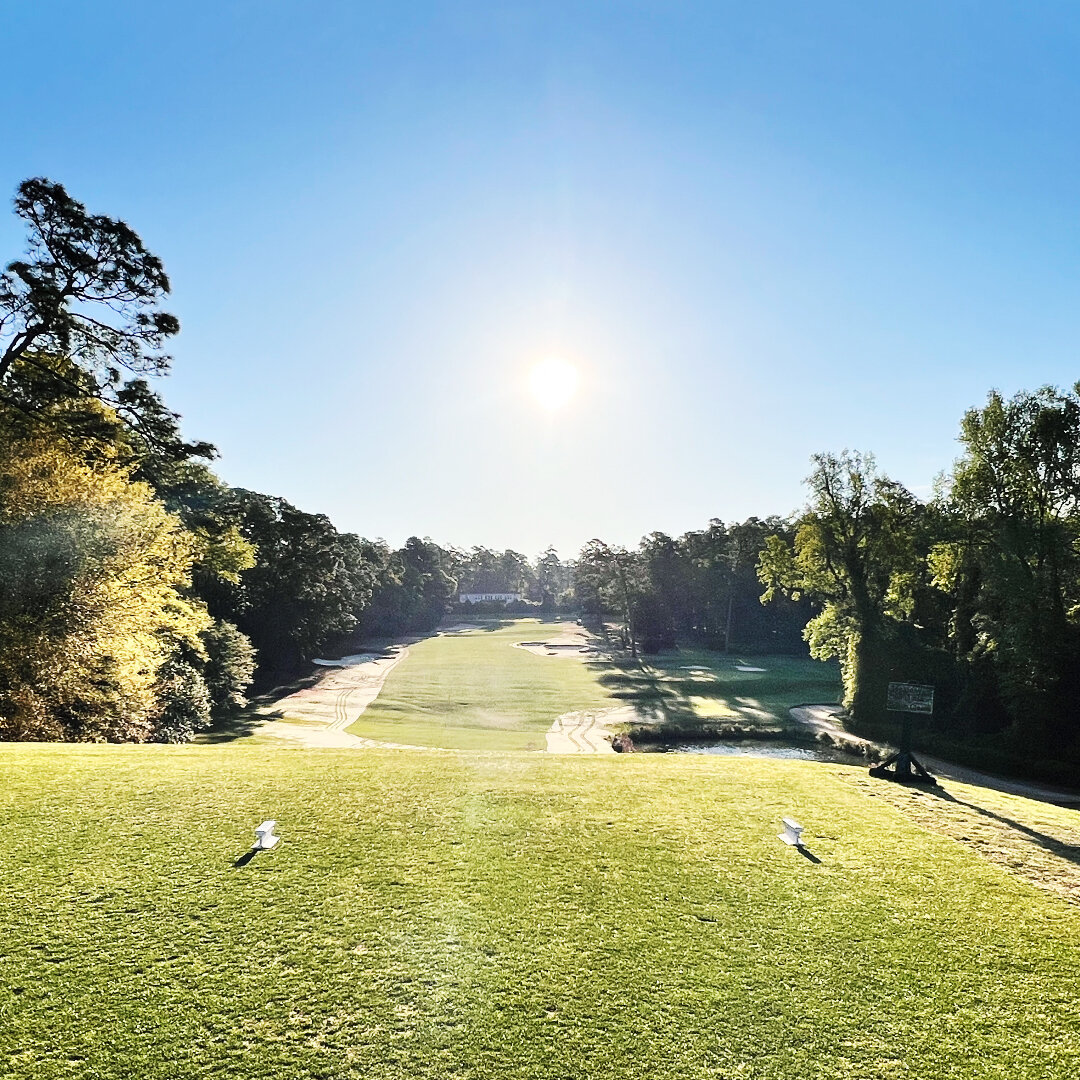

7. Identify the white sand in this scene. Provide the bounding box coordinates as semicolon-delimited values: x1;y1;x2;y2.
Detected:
253;644;411;747
515;626;597;658
545;706;639;753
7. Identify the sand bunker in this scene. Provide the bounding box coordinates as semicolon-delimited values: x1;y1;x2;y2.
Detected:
312;653;380;668
545;706;638;753
515;627;599;658
253;644;411;747
735;665;767;672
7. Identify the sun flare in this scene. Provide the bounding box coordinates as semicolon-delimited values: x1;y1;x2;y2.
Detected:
528;357;579;411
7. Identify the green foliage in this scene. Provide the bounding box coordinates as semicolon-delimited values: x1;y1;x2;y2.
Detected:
200;620;257;717
577;522;813;656
452;545;532;595
217;491;377;671
0;427;210;741
758;452;924;717
534;545;574;606
149;657;213;743
935;384;1080;745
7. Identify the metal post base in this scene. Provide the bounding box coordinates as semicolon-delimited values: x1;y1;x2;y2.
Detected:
869;749;938;785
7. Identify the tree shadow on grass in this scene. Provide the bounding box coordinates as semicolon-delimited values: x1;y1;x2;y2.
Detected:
195;706;268;744
588;656;795;731
589;658;697;724
922;784;1080;868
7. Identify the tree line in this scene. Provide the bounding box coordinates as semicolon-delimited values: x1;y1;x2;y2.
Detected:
0;180;525;741
573;523;813;655
578;390;1080;776
755;392;1080;777
3;179;1077;777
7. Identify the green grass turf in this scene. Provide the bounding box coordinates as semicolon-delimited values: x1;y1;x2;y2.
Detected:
585;649;840;733
2;744;1078;1078
345;619;615;750
341;620;840;749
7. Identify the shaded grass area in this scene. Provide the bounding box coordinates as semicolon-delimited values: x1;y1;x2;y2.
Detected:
840;769;1080;906
1;744;1078;1079
346;619;614;750
597;650;842;740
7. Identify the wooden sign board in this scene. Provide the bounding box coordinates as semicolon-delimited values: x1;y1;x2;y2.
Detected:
886;682;934;715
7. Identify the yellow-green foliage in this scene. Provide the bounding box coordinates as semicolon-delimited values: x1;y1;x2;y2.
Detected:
0;430;209;740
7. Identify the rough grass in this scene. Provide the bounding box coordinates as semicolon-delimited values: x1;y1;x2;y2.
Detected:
840;770;1080;906
346;619;614;749
2;744;1079;1079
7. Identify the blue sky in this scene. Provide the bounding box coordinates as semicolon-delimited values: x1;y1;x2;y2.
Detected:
3;1;1080;555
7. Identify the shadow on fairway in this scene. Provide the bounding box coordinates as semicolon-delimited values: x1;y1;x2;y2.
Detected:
233;850;258;868
197;707;268;744
589;657;748;726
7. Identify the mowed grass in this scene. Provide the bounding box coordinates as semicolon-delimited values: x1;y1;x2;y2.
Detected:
343;620;840;749
599;649;842;733
346;620;614;750
2;744;1079;1079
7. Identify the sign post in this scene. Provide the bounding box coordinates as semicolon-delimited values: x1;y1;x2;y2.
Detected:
868;682;938;785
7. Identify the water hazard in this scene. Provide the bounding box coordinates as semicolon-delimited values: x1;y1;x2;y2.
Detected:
656;739;867;765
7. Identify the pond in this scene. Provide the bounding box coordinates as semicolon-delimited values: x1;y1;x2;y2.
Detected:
651;739;867;765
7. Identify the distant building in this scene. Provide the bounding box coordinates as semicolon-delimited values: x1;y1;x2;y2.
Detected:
458;591;523;605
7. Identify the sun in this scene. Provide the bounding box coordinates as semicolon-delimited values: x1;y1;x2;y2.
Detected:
528;357;579;411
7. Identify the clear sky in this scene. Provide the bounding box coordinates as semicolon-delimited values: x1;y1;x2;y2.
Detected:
3;1;1080;556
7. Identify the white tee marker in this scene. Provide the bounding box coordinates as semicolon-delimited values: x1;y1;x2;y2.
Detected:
254;820;280;851
778;817;804;847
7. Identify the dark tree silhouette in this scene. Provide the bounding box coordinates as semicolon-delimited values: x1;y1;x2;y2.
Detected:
0;178;179;401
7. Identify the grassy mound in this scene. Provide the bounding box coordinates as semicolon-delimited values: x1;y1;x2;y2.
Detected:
2;744;1078;1078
